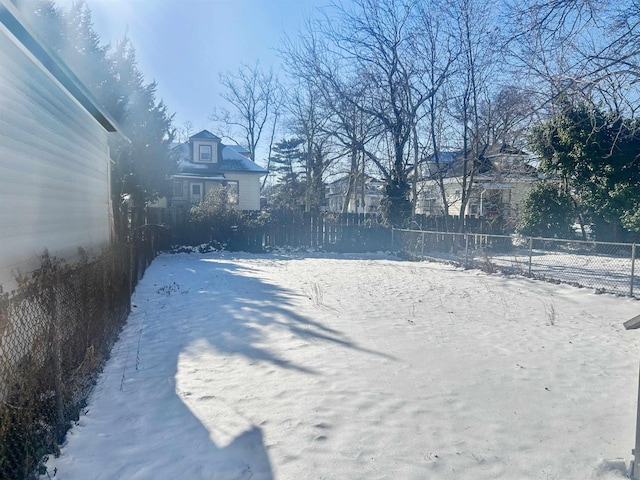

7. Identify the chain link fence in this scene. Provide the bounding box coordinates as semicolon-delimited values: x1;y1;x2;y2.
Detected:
392;228;639;297
0;239;153;479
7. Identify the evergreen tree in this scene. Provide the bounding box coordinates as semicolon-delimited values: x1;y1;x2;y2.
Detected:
19;0;176;239
19;0;66;51
62;1;122;120
268;138;305;209
108;35;175;235
529;102;640;239
517;182;575;238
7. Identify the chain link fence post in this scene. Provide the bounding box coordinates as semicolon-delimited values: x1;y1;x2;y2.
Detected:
632;243;637;297
528;237;533;276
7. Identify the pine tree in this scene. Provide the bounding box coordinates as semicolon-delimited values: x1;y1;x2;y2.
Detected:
108;36;175;234
20;0;176;239
268;138;305;209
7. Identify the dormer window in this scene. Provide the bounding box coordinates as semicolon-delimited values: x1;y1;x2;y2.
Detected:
199;145;212;162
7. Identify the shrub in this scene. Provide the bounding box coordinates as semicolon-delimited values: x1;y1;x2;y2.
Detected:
517;182;575;238
188;187;269;251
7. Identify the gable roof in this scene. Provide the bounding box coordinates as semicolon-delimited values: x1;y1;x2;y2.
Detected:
172;141;268;175
190;129;221;141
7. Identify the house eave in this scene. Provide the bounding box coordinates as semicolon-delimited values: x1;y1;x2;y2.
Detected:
173;174;227;181
0;0;125;138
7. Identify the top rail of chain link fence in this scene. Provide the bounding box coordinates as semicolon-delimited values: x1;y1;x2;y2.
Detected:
392;228;639;298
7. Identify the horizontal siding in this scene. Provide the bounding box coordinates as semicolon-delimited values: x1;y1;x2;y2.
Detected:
0;25;110;290
223;172;262;210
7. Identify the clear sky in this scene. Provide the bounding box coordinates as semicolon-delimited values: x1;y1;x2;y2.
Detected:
58;0;331;136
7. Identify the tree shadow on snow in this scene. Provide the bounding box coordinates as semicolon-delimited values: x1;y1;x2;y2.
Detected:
120;253;398;479
157;254;396;375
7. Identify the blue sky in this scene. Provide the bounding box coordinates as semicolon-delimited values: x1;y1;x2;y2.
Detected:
58;0;330;135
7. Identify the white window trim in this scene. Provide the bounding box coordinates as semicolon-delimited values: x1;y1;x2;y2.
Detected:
199;144;212;162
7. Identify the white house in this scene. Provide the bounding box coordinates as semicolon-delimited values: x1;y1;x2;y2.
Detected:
0;0;121;291
415;146;539;224
169;130;268;210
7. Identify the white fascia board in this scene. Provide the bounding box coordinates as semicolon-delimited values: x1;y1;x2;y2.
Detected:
173;174;227;181
0;0;125;138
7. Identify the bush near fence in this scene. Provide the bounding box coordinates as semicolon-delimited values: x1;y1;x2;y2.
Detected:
0;238;154;479
148;206;393;253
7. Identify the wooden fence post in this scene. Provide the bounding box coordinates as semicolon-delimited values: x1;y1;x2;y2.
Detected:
464;234;469;269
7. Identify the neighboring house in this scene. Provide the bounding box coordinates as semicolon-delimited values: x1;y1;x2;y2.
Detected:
0;1;121;291
326;174;384;214
415;146;539;224
169;130;268;210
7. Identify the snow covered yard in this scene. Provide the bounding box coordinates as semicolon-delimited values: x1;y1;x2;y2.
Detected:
44;252;640;479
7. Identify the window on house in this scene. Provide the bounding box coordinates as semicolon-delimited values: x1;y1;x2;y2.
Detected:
199;144;212;162
192;184;201;195
226;181;239;204
173;180;183;196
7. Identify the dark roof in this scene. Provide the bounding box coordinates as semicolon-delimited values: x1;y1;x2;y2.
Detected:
190;130;221;141
424;148;536;179
172;141;268;175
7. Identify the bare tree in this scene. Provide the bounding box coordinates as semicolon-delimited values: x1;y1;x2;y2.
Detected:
285;80;333;213
416;1;458;231
176;120;194;143
446;0;501;232
282;0;454;225
261;96;283;190
210;62;280;164
505;0;640;117
478;86;536;149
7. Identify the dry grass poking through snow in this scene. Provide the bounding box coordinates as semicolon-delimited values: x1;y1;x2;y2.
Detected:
44;252;640;480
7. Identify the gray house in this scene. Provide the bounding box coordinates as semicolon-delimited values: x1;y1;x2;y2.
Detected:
169;130;268;210
0;0;120;290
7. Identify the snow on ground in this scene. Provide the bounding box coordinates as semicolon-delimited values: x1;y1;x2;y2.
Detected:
421;248;637;297
490;250;636;296
43;252;640;479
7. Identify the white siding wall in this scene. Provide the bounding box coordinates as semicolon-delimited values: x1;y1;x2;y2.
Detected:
224;172;262;210
0;25;111;290
192;139;218;163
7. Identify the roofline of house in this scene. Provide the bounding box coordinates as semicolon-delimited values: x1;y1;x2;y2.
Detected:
0;0;125;137
189;130;222;141
173;174;228;181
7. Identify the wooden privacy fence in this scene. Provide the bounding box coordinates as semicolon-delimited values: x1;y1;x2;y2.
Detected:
260;212;391;252
148;208;393;253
